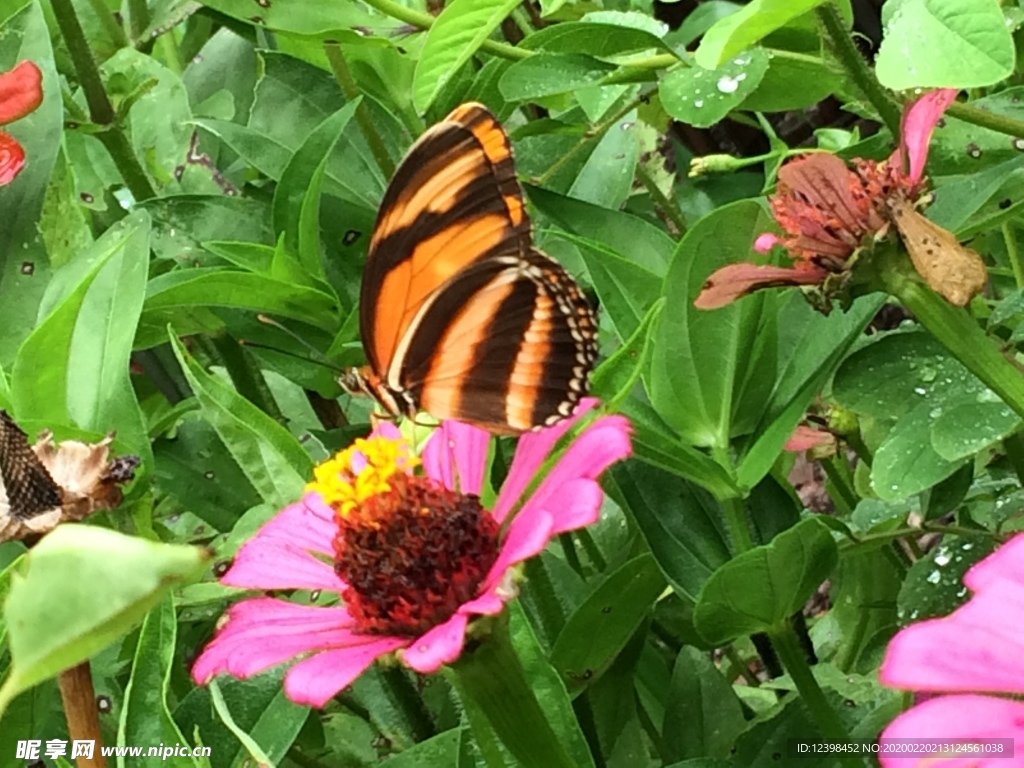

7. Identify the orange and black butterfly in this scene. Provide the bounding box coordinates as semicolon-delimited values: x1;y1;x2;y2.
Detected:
340;103;598;435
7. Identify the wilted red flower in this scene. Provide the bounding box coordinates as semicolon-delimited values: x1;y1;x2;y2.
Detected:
0;60;43;186
695;89;958;310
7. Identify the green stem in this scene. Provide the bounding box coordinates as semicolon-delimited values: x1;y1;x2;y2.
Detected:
879;253;1024;420
724;644;760;687
126;0;149;44
1003;222;1024;288
324;42;395;178
821;456;857;515
157;32;184;76
816;2;901;137
83;0;128;48
768;625;856;762
1003;431;1024;488
635;162;685;237
448;615;580;768
51;0;156;202
195;335;284;421
722;496;754;554
946;101;1024;140
838;523;999;551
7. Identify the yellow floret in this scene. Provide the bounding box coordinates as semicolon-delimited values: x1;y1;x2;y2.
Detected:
306;436;420;519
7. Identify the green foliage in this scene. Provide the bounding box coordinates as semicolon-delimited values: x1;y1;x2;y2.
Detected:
3;0;1024;764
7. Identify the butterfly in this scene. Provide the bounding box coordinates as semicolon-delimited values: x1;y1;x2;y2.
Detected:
0;411;138;543
338;102;598;435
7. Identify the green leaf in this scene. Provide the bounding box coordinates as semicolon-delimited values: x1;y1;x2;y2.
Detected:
169;331;312;507
875;0;1015;90
739;54;842;113
591;298;664;410
661;49;770;128
663;647;745;762
0;1;63;366
650;200;774;448
567;109;639;209
120;596;192;767
695;0;829;68
693;517;838;645
272;100;360;267
609;462;731;604
833;331;1020;498
143;269;341;330
11;211;152;463
500;54;618;101
521;20;670;58
413;0;522;112
550;554;666;694
896;535;993;625
0;526;209;718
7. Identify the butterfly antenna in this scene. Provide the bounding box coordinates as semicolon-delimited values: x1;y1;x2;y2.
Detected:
251;314;343;372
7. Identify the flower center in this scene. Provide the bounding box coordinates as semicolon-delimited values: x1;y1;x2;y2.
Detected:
307;435;500;636
333;474;500;635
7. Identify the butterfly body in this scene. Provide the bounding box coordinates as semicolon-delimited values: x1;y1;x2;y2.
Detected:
342;103;597;434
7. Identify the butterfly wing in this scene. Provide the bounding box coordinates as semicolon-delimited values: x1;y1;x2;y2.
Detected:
394;250;597;434
362;103;531;378
0;411;62;523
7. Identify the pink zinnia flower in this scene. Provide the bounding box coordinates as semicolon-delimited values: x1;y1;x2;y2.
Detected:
192;398;632;707
695;89;958;310
879;534;1024;766
0;60;43;186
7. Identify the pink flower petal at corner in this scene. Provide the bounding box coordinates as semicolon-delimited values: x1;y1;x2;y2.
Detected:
0;131;26;186
880;581;1024;694
487;505;556;582
401;612;471;674
369;421;403;441
221;537;342;591
0;61;43;125
694;263;828;310
754;233;781;253
192;598;359;683
252;498;337;557
879;694;1024;768
421;420;489;495
898;88;957;185
523;416;631;518
964;533;1024;593
540;478;604;535
493;398;599;522
284;638;409;708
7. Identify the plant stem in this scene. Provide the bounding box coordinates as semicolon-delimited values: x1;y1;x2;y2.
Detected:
879;253;1024;420
724;644;761;687
947;101;1024;140
635;162;685;237
1004;222;1024;288
821;456;857;515
83;0;128;48
324;42;395;178
448;615;579;768
196;334;284;421
768;625;857;764
722;496;754;554
50;0;156;202
816;2;901;137
838;523;999;551
58;662;108;768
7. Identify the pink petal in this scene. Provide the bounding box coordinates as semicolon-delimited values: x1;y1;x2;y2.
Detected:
0;61;43;125
370;421;403;440
0;131;26;186
880;580;1024;693
283;638;409;707
488;505;555;582
964;533;1024;592
879;694;1024;768
493;398;599;522
783;425;835;452
192;598;359;683
222;539;342;591
694;263;828;310
898;88;958;185
422;420;490;495
401;612;471;673
519;415;631;521
543;478;604;535
754;233;780;253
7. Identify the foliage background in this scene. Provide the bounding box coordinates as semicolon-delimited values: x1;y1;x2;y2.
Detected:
2;0;1024;765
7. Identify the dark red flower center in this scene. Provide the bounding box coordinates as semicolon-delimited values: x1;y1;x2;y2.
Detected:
333;473;500;636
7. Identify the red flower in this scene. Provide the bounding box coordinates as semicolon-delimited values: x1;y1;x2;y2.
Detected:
695;89;958;310
0;61;43;186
